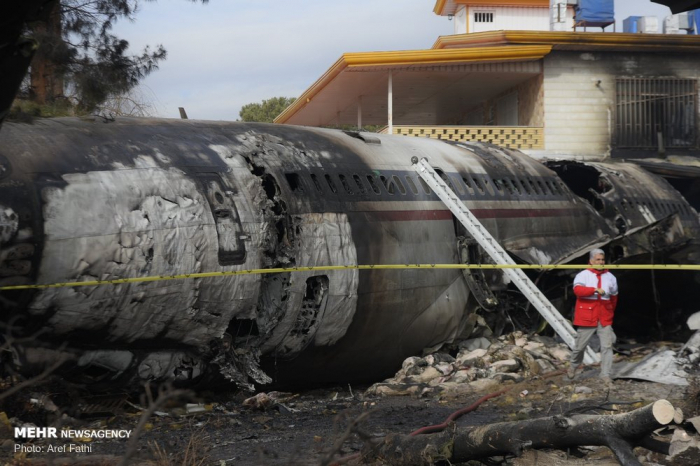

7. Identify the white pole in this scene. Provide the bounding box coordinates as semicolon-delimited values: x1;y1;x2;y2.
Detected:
388;72;393;135
357;95;362;130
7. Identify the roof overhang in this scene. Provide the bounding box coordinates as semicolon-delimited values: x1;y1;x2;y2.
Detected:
433;30;700;52
274;45;551;126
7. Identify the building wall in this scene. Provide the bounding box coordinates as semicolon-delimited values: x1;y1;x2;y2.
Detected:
458;75;543;127
451;6;574;33
470;6;549;32
517;74;544;127
542;51;700;159
454;5;468;34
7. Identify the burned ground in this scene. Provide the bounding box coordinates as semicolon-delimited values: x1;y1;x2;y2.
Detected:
2;332;699;466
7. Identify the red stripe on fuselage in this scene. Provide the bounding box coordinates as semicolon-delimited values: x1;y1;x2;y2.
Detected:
367;208;579;221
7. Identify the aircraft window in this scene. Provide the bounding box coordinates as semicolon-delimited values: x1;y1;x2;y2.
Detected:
435;168;456;193
537;180;548;195
472;177;485;195
482;177;495;196
379;175;395;195
392;175;407;195
461;177;475;195
493;179;505;195
450;175;465;195
527;179;540;195
554;181;563;194
310;174;323;192
499;179;512;195
548;180;562;195
338;174;354;195
352;175;366;194
285;173;305;193
518;179;531;195
404;176;419;195
325;174;338;193
418;177;431;194
366;175;381;195
507;179;521;195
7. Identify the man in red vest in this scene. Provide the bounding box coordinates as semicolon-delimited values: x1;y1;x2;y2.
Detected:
567;249;618;384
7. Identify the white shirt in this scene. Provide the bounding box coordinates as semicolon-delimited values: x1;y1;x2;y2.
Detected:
573;269;618;301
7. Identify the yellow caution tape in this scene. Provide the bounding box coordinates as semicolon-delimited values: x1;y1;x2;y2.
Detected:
1;263;699;291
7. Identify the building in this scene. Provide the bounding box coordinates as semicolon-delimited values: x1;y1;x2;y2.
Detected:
275;1;700;162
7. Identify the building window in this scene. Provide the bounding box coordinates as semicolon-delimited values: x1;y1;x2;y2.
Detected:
474;12;494;23
615;77;697;149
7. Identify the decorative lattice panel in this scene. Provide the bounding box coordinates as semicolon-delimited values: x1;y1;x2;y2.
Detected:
388;126;544;150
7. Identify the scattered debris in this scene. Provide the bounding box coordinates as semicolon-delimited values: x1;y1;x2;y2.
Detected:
367;331;572;398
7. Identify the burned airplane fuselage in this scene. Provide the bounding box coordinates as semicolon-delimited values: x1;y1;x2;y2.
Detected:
0;118;698;389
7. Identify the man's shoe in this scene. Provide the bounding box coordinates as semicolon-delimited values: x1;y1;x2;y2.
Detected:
567;364;577;379
600;376;614;386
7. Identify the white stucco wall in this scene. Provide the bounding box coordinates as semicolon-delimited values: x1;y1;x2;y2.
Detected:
541;51;700;160
454;5;468;34
452;6;574;34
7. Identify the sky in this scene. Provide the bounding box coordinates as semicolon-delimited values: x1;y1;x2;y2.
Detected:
113;1;673;121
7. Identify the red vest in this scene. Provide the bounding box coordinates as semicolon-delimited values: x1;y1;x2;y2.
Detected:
573;269;618;327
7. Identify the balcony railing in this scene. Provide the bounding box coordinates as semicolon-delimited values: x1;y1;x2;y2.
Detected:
378;126;544;150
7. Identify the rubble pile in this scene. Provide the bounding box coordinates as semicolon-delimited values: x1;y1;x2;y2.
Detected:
678;311;700;373
366;331;570;397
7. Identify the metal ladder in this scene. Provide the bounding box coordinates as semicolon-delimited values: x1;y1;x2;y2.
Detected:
412;157;598;364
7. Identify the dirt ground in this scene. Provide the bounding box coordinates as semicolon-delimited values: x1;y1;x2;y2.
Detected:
1;358;697;466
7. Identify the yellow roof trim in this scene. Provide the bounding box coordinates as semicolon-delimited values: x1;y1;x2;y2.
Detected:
342;45;551;67
274;45;551;124
433;0;448;15
432;30;700;50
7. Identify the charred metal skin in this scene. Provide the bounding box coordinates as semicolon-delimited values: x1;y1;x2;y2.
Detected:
1;118;698;389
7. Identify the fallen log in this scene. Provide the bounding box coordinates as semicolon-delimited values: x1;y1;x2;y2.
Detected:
363;399;675;466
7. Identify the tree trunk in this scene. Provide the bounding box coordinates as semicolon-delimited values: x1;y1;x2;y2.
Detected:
30;0;63;105
363;399;676;466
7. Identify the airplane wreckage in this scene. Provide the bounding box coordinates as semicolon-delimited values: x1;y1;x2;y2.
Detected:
1;118;700;392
